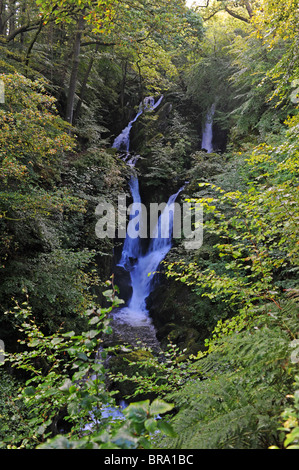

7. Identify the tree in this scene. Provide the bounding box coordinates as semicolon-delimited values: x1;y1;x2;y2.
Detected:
198;0;257;23
252;0;299;103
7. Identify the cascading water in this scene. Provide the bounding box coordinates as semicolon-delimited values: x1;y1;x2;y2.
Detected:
112;95;183;328
86;96;171;426
117;175;143;269
115;185;184;326
115;97;164;270
201;103;216;153
112;95;163;153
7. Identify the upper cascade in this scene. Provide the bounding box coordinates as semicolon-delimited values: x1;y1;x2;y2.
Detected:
201;103;216;153
112;95;163;153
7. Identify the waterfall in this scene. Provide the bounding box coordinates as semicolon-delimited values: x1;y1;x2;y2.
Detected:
118;185;184;326
88;95;178;425
112;95;183;326
115;95;164;269
117;175;143;269
112;95;163;153
88;99;174;427
201;103;216;153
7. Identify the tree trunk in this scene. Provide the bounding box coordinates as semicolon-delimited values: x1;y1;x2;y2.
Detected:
73;43;99;124
8;0;16;38
25;18;43;75
65;15;84;125
0;0;6;36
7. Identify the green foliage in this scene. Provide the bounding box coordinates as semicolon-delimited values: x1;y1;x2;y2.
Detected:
0;73;75;186
186;14;239;126
142;111;195;189
0;370;32;447
108;340;193;400
37;398;175;449
157;87;299;448
0;249;97;334
0;70;128;343
1;286;175;449
227;28;291;143
154;296;298;449
167;118;299;314
270;375;299;449
0;0;298;453
252;0;299;104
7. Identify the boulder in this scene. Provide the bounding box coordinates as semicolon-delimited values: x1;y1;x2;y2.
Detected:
113;265;132;304
107;349;156;400
156;323;201;357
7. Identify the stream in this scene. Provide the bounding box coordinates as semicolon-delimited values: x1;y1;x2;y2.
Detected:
91;96;181;422
107;96;215;366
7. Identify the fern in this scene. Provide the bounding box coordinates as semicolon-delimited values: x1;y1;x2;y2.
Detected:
153;298;298;449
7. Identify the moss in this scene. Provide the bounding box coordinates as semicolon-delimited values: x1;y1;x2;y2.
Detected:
108;349;156;400
156;323;201;357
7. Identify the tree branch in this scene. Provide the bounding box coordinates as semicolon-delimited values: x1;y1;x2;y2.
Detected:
224;6;250;23
25;19;44;74
5;21;42;42
81;30;153;48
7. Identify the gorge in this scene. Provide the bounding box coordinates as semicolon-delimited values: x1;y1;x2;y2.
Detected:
107;96;186;358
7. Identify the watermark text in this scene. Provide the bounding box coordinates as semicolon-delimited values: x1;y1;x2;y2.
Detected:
95;196;203;250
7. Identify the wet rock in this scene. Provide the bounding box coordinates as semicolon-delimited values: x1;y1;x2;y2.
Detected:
113;265;132;303
148;280;194;329
156;323;201;357
107;349;157;400
103;314;161;355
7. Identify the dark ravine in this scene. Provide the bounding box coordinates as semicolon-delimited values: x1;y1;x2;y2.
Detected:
107;99;218;356
101;98;220;406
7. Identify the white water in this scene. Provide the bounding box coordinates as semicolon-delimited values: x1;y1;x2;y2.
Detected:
112;95;183;326
112;95;163;153
115;96;164;270
117;175;143;269
201;103;216;153
116;185;184;326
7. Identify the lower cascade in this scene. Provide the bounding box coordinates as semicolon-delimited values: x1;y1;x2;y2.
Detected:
114;184;184;327
112;96;183;329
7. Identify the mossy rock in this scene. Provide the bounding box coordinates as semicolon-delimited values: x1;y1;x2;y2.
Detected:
108;349;156;400
156;323;201;357
148;280;195;329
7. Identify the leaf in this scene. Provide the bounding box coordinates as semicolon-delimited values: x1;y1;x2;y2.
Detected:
59;378;72;392
28;338;42;347
62;331;76;338
76;352;89;362
150;399;174;416
157;420;177;437
85;329;98;339
89;316;100;325
123;401;150;422
50;337;63;346
24;386;36;396
144;418;158;433
67;401;80;417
